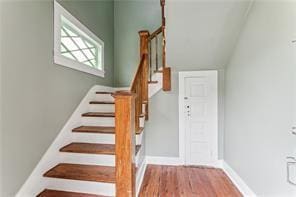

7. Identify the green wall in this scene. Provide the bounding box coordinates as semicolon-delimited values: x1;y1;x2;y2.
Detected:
225;1;296;195
114;0;161;86
0;1;114;196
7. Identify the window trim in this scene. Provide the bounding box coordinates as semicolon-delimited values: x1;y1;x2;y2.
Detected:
54;1;105;77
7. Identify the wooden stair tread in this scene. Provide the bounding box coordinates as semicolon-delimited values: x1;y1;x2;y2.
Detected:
37;189;106;197
60;143;142;155
72;126;115;134
72;126;144;135
89;101;114;104
44;163;115;183
95;91;113;94
148;80;158;84
82;112;115;117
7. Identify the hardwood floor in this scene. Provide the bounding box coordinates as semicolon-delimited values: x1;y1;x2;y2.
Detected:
139;165;242;197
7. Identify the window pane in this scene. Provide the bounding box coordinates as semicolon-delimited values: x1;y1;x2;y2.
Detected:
84;61;93;67
61;45;67;53
73;37;88;49
85;41;94;48
91;59;97;68
59;14;103;71
61;37;78;50
61;29;67;37
72;50;87;62
63;26;78;37
82;49;94;60
91;48;96;55
62;52;75;60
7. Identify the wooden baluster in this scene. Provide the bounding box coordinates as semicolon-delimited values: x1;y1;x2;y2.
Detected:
149;41;152;82
113;91;136;197
155;36;159;71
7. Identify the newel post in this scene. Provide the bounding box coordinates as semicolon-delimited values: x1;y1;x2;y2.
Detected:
139;30;149;120
113;91;136;197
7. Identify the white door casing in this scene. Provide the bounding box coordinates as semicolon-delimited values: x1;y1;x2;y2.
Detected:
179;71;218;166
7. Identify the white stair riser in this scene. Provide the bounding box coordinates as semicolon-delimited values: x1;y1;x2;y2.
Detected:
81;117;145;127
89;103;145;113
72;132;143;145
44;178;115;196
95;94;114;102
89;104;114;113
60;152;141;167
59;153;115;166
140;117;145;127
73;133;115;144
81;117;115;127
136;132;143;145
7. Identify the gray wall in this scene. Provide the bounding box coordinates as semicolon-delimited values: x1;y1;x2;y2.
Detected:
0;1;114;196
114;0;161;86
0;3;2;195
145;1;251;158
225;1;296;196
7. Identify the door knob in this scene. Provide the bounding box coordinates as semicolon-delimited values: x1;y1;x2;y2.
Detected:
184;97;188;100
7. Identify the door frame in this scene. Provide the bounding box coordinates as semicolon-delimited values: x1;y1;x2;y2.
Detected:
179;70;218;166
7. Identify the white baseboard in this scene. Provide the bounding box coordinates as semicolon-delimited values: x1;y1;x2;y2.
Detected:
222;161;257;197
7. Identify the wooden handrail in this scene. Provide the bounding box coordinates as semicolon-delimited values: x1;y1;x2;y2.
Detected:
148;26;162;40
130;55;146;91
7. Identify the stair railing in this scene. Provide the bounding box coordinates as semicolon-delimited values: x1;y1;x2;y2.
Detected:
147;0;171;91
113;1;170;196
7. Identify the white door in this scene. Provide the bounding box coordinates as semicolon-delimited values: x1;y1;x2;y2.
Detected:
179;71;218;166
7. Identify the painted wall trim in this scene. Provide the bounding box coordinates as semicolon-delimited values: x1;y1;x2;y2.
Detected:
222;161;257;197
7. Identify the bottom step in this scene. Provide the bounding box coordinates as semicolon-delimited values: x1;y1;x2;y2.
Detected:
37;189;107;197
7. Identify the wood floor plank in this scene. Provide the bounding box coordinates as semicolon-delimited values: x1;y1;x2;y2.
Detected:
192;167;217;197
159;166;179;197
139;165;162;196
176;166;192;196
139;165;242;197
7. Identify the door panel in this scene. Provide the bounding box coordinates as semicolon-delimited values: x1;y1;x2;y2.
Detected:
182;71;218;166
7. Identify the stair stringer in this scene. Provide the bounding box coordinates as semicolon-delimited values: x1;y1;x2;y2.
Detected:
16;85;115;197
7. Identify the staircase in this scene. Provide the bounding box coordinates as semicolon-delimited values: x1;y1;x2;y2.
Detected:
33;90;146;197
17;0;171;196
